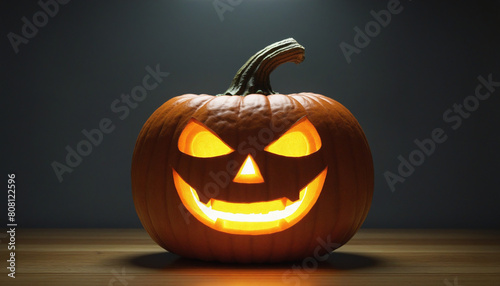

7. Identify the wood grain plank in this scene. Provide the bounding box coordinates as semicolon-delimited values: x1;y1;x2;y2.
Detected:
1;229;499;286
3;274;500;286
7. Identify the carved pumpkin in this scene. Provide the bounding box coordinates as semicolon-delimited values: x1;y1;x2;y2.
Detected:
131;38;373;263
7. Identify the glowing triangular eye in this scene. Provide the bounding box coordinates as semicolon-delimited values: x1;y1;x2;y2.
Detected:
264;117;321;157
178;119;234;158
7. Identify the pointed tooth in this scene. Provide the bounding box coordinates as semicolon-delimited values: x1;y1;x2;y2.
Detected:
214;218;225;229
279;198;293;209
278;219;290;229
280;197;294;207
277;198;286;210
206;199;214;208
299;189;307;200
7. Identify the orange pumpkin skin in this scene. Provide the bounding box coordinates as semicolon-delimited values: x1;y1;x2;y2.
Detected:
131;39;373;263
131;92;373;263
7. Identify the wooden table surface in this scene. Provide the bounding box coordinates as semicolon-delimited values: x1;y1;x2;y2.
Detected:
1;229;499;286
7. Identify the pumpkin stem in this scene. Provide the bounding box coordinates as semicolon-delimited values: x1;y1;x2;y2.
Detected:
220;38;305;96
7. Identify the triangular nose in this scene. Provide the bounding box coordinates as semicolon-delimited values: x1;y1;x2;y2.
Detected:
233;155;264;184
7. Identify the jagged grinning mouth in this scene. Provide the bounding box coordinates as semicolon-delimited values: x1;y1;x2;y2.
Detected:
172;168;327;235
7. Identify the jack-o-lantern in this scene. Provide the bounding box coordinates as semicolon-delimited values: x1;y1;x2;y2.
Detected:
131;38;373;263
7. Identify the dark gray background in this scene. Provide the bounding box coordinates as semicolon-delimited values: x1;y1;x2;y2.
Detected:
2;0;499;228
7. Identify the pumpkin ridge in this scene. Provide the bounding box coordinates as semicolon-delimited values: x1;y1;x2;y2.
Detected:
302;94;351;243
324;98;373;236
288;95;312;259
155;96;207;252
306;93;372;245
173;95;219;258
155;95;212;255
327;99;364;244
133;98;182;244
135;97;191;250
271;93;308;261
